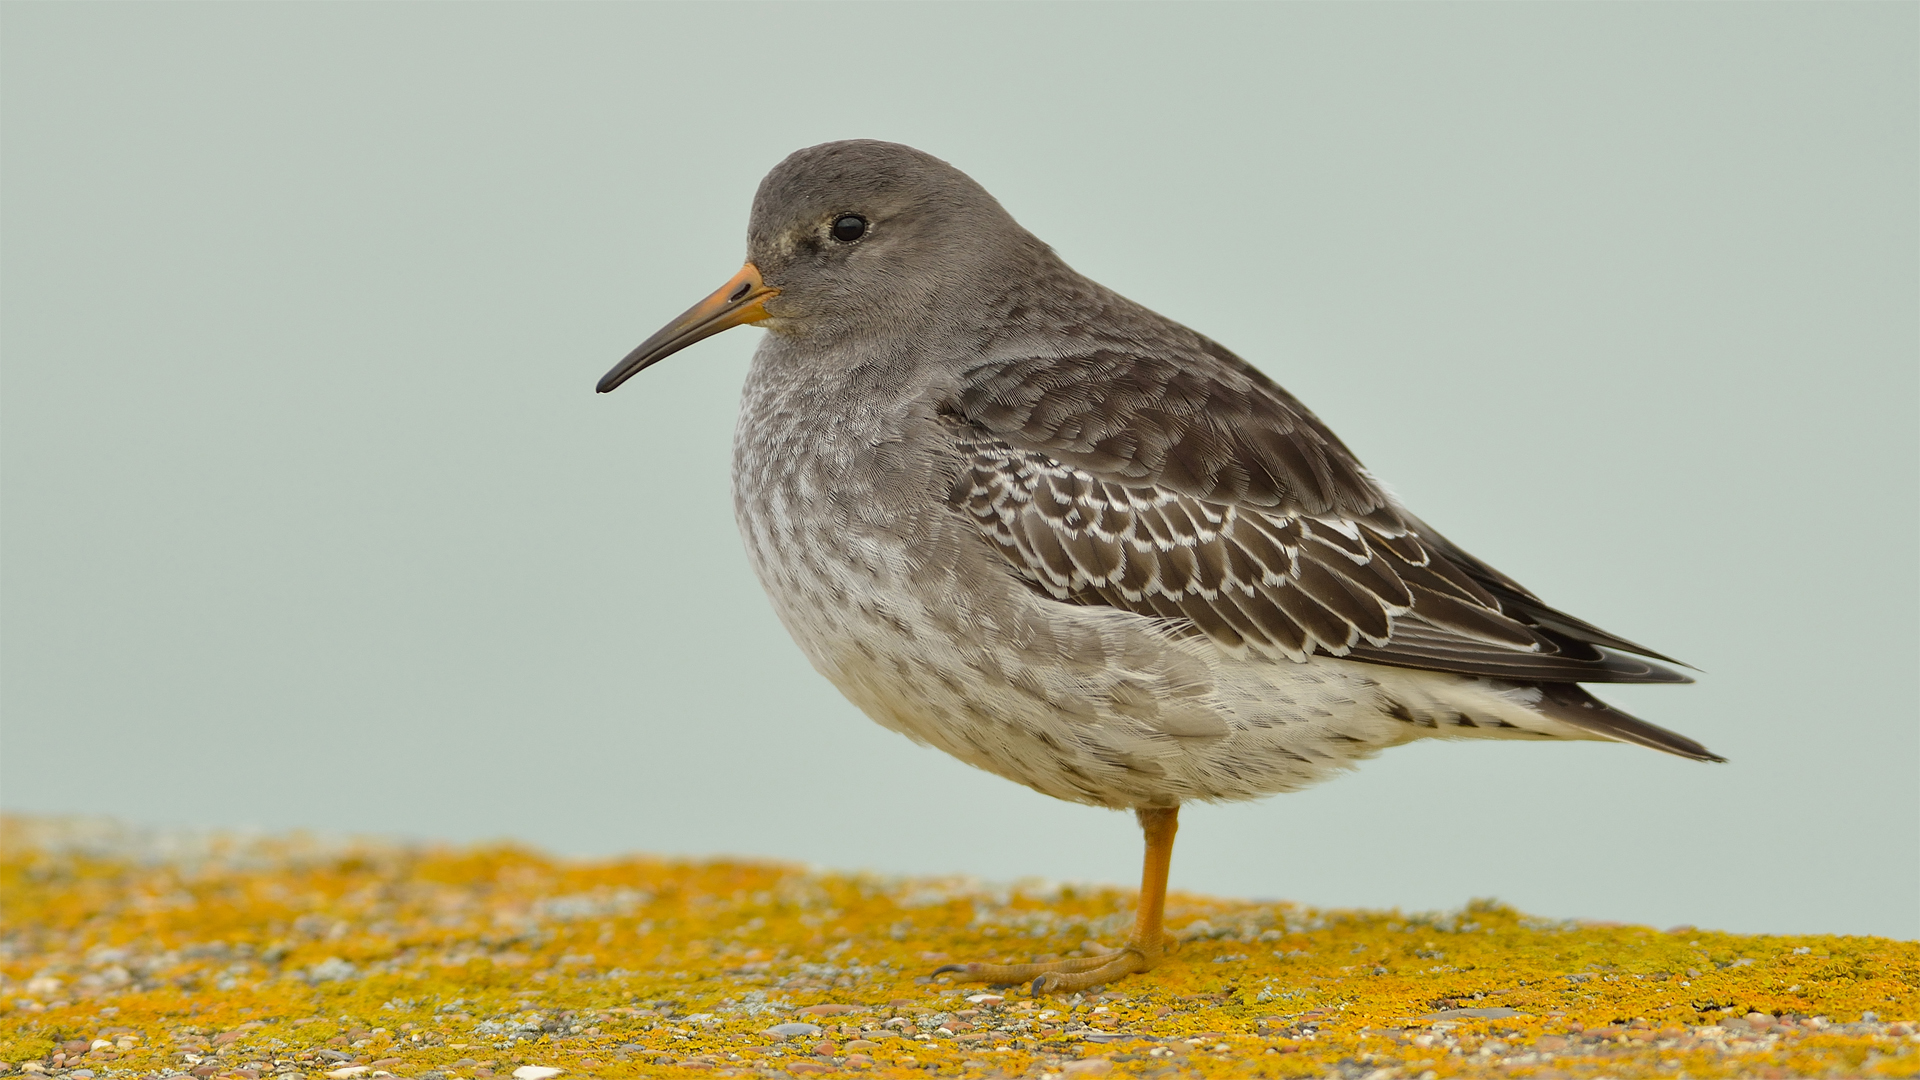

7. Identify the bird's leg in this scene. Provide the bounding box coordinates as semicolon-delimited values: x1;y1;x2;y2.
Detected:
933;806;1179;994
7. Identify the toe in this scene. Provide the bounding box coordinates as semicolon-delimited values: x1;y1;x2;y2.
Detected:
1029;950;1149;994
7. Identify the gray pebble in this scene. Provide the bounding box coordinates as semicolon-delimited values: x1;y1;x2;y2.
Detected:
763;1023;823;1038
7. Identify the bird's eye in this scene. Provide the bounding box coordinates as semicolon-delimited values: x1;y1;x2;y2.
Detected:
830;214;868;243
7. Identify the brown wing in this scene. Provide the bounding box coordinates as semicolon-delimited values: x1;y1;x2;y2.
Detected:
953;347;1404;528
946;424;1689;686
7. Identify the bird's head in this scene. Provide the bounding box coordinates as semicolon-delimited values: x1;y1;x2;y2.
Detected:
598;140;1040;393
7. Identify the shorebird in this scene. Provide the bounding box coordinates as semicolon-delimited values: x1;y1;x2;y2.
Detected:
597;140;1719;993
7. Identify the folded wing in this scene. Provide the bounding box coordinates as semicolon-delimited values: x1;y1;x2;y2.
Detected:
944;344;1691;686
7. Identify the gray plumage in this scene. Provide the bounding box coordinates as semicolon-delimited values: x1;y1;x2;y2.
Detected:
609;138;1720;816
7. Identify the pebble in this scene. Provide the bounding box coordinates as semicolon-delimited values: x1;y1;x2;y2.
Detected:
965;994;1004;1006
761;1023;823;1039
1418;1007;1524;1021
1060;1061;1111;1076
509;1069;562;1080
324;1069;368;1079
796;1004;859;1017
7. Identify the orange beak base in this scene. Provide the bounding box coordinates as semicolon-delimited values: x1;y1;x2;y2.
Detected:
597;263;779;393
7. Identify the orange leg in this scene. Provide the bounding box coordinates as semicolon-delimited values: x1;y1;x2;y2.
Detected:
935;806;1179;994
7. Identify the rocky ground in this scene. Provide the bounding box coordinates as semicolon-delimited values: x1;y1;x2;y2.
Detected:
1;816;1914;1079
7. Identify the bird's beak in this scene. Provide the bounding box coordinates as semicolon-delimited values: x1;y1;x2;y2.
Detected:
597;263;779;393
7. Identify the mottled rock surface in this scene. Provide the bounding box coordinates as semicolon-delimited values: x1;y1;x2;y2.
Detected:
2;816;1913;1078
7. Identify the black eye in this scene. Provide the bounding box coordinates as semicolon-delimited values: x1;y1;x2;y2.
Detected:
830;214;868;243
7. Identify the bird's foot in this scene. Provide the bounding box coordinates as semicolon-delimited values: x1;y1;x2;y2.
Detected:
933;942;1163;994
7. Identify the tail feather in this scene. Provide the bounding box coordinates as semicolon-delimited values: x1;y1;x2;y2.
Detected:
1534;683;1725;762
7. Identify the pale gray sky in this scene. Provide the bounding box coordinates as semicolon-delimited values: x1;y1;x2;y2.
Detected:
3;4;1914;938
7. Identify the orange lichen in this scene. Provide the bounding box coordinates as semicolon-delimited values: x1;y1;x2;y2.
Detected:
1;817;1914;1079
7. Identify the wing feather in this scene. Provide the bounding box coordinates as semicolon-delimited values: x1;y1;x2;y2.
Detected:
950;425;1690;685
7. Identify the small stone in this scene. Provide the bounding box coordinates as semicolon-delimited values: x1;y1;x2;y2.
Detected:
964;995;1004;1007
786;1065;830;1077
1061;1060;1111;1076
842;1041;878;1052
367;1063;402;1071
1746;1012;1772;1026
1419;1007;1524;1022
61;1045;90;1058
797;1005;859;1017
761;1023;823;1039
324;1070;369;1079
509;1069;562;1080
450;1063;476;1071
844;1055;873;1068
1536;1036;1567;1052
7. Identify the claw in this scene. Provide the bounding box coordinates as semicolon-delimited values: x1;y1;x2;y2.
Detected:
930;964;966;977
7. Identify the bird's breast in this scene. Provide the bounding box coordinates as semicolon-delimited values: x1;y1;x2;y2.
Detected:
729;349;966;657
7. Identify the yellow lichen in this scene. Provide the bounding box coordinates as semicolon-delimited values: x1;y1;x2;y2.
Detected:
1;817;1913;1079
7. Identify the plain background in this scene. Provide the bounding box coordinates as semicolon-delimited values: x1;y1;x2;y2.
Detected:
3;4;1914;940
